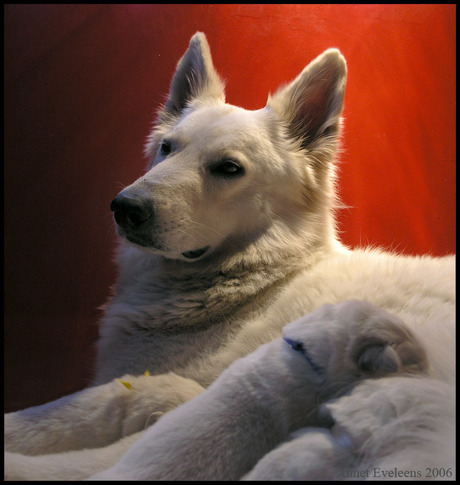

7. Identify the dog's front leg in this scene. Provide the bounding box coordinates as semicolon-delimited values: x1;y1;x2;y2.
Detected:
5;431;144;481
5;372;205;455
5;379;134;456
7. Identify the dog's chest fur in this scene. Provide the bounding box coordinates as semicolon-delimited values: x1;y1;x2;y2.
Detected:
94;246;303;384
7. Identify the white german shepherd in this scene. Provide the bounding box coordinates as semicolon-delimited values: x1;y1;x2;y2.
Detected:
5;33;455;480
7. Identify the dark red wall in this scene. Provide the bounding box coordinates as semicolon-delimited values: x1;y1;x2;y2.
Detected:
4;5;456;411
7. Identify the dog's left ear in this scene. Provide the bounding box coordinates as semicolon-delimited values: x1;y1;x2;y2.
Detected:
162;32;225;120
267;49;347;151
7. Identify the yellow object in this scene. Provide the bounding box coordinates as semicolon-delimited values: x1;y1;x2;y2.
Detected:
117;371;149;390
117;379;133;390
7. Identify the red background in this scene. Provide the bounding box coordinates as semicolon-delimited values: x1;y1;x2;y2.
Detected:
4;5;456;412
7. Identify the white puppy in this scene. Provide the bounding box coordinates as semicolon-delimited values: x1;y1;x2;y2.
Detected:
89;300;427;481
244;377;455;480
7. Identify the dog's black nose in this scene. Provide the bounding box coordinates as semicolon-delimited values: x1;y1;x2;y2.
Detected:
110;193;153;229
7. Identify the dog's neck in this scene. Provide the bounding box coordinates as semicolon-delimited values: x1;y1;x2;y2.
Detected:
106;236;334;331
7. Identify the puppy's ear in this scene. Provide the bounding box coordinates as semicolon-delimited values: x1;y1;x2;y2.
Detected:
356;339;428;377
357;344;401;375
162;32;225;120
267;49;347;152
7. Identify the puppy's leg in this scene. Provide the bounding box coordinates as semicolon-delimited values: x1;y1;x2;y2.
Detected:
5;373;204;455
242;428;353;481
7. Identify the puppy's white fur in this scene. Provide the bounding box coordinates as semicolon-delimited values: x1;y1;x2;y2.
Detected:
4;33;455;480
243;377;455;480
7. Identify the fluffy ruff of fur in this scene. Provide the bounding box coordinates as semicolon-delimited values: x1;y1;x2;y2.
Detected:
5;32;455;481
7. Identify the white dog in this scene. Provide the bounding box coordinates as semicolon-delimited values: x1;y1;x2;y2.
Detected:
5;32;455;480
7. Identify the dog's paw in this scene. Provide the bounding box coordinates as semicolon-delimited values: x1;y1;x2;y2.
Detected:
5;373;205;455
117;372;205;436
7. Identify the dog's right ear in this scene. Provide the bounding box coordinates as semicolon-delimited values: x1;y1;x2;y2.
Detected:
160;32;225;121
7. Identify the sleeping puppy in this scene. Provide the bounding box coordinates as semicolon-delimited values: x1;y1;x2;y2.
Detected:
90;300;427;481
243;377;455;480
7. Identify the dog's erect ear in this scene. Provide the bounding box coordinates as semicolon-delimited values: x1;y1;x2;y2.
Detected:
267;49;347;151
162;32;225;119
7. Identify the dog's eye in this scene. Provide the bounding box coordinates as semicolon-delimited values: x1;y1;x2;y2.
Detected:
159;140;172;156
210;160;245;178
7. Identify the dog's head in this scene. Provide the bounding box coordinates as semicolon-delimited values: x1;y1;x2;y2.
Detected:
111;33;347;263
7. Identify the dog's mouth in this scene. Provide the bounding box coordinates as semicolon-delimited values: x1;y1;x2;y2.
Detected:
181;246;210;260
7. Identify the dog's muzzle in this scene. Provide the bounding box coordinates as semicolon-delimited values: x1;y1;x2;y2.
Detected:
110;193;153;231
111;192;210;260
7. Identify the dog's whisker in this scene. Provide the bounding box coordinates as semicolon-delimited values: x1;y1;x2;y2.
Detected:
187;219;227;239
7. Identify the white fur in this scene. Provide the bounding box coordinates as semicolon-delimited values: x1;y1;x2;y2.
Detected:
243;377;455;480
88;300;429;480
4;32;455;480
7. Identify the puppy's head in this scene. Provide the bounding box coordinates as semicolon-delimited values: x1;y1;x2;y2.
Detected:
282;300;428;396
111;33;347;263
